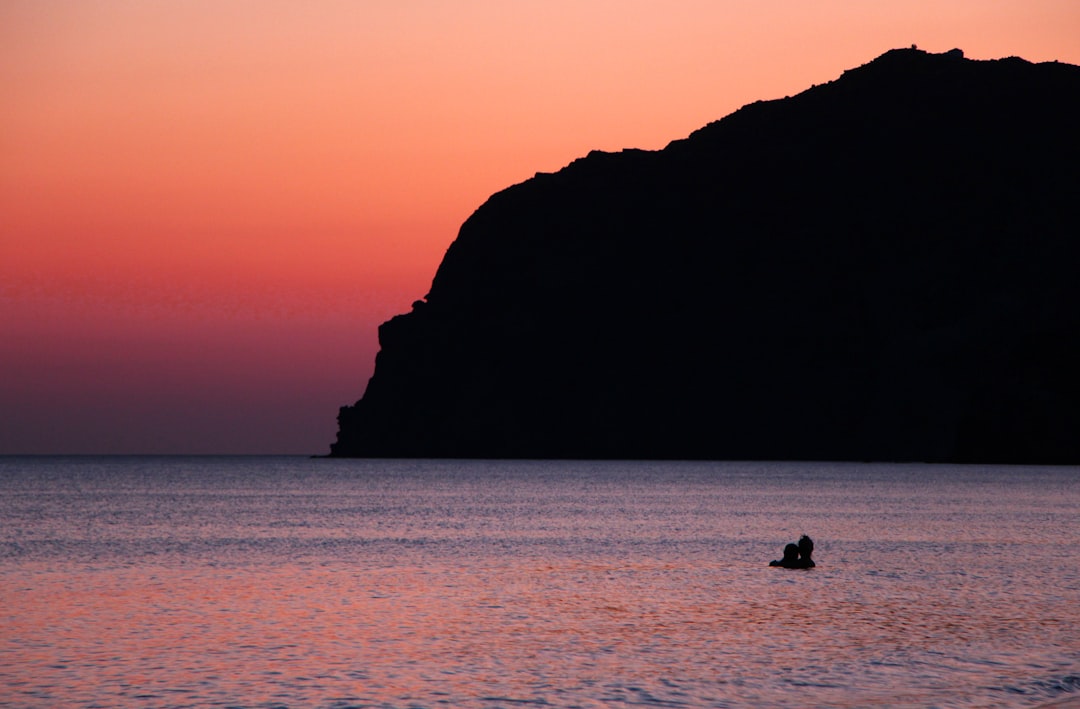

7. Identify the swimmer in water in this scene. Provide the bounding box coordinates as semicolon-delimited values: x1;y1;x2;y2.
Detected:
796;534;815;568
769;542;802;568
769;535;816;568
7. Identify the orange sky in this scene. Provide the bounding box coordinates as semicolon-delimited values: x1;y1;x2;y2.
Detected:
2;1;1079;453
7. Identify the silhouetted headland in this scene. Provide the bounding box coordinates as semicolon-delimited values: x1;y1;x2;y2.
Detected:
331;48;1080;463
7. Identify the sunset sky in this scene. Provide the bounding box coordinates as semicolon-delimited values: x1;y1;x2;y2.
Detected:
3;1;1079;454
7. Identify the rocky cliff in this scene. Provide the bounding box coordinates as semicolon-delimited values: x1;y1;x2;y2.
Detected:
331;48;1080;463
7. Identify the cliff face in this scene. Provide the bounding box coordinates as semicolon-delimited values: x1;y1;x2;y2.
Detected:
332;48;1080;463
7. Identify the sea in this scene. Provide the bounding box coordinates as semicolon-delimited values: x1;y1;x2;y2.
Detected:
1;457;1077;709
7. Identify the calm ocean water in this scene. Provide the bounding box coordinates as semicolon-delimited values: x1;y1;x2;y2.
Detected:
1;457;1077;709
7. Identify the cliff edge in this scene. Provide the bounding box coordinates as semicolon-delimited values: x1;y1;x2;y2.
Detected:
331;48;1080;463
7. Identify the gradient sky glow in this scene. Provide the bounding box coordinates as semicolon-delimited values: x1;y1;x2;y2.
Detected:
3;1;1079;453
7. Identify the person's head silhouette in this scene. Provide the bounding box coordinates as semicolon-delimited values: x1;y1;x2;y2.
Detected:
798;535;814;560
782;543;800;563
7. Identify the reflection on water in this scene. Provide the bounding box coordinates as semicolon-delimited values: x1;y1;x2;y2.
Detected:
1;458;1078;708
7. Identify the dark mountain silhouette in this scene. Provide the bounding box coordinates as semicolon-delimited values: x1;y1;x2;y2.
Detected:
331;48;1080;463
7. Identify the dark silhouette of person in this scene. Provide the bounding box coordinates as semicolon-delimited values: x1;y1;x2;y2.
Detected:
770;542;801;568
769;535;816;568
796;534;815;568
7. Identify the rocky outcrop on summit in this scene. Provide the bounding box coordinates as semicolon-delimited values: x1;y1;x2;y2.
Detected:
331;48;1080;463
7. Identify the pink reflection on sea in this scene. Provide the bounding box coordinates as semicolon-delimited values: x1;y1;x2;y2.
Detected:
5;553;1078;707
1;458;1078;708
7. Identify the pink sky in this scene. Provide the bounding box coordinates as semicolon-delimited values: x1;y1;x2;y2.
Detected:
2;1;1078;453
